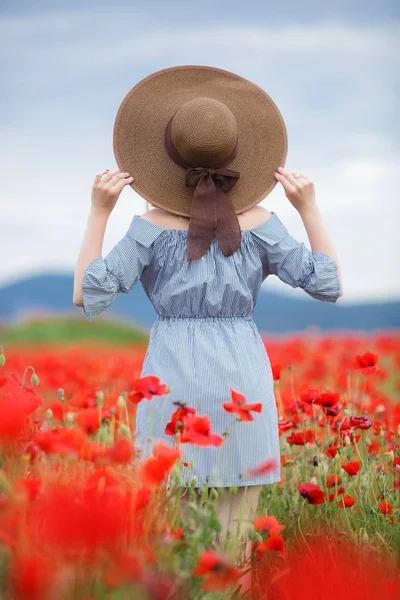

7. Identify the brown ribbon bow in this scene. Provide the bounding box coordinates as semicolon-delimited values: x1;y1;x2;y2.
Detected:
164;114;241;260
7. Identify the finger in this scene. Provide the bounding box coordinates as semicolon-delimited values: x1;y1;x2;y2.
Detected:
102;169;121;183
113;175;134;191
276;167;299;186
274;171;296;192
110;172;134;186
94;169;109;183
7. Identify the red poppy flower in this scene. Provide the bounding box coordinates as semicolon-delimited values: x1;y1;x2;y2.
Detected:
338;495;356;508
326;474;341;488
178;415;224;447
299;389;320;404
165;404;196;436
314;391;340;408
378;502;393;515
127;376;169;405
140;441;181;487
223;388;262;422
278;419;293;434
192;550;242;591
0;372;43;444
254;515;285;536
75;407;110;435
325;444;339;458
341;461;360;476
349;415;373;430
297;483;325;505
287;432;306;445
258;534;287;558
106;438;133;464
352;351;380;375
324;404;342;417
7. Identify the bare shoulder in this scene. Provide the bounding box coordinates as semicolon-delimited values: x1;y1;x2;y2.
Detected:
139;205;273;231
238;205;273;230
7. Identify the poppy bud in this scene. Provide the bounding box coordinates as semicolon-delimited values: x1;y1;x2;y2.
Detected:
360;528;369;544
344;434;351;445
118;424;131;437
31;372;39;386
46;408;53;421
117;395;126;409
209;488;219;500
0;352;5;366
383;450;394;462
190;476;198;487
229;485;238;496
58;388;65;401
66;411;75;423
96;390;104;406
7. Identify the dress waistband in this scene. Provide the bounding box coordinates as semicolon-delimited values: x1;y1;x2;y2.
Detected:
156;315;254;321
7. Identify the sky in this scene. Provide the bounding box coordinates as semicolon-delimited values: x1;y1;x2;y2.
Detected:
1;1;399;303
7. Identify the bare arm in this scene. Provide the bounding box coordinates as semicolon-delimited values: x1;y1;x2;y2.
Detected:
298;204;343;295
72;208;110;306
274;166;344;296
72;168;134;306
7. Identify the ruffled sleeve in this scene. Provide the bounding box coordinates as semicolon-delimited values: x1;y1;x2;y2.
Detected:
82;215;165;321
251;212;341;303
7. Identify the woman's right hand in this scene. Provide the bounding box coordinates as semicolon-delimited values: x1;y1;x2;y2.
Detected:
91;169;134;215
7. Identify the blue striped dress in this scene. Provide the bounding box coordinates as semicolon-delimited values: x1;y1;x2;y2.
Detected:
82;212;341;488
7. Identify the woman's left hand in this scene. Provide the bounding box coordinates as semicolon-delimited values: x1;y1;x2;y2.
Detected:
274;167;317;214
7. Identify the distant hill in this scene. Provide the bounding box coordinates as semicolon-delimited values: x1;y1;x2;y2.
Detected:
0;273;399;334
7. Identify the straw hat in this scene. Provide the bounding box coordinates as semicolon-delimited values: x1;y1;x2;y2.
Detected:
113;65;287;260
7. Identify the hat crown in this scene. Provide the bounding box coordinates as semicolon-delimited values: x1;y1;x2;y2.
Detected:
170;98;237;168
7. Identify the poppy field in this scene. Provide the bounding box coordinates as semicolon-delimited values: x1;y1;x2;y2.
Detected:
0;322;399;599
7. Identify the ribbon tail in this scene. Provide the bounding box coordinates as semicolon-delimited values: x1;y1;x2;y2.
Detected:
187;174;218;261
215;188;242;257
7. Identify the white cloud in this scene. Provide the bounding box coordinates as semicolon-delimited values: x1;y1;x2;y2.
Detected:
1;10;399;302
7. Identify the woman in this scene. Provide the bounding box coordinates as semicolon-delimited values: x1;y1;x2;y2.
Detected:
73;66;343;595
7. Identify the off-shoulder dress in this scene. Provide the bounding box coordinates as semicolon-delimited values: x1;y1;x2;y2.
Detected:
82;212;340;487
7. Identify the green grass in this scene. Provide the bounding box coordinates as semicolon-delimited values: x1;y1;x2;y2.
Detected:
0;316;150;347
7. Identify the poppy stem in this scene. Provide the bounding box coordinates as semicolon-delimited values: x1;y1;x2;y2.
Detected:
274;380;284;418
353;438;379;504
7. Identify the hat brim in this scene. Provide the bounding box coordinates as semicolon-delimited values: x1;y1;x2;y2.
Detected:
113;65;288;217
